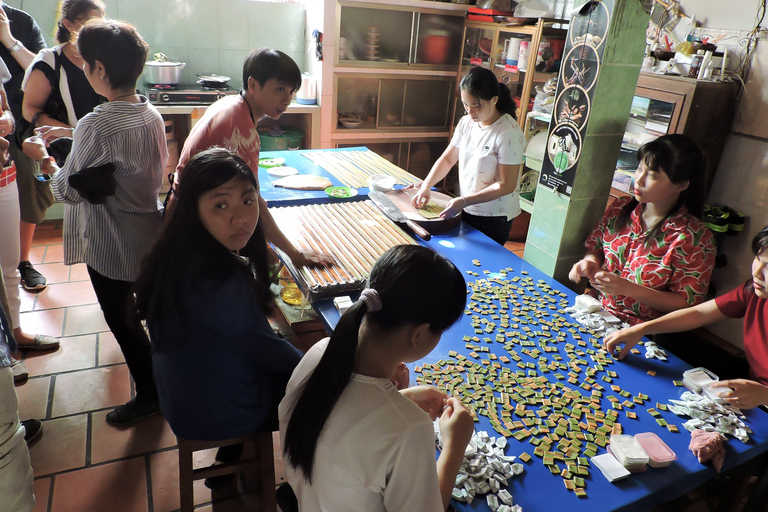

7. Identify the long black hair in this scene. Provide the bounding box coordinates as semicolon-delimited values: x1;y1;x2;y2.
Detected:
753;226;768;256
133;148;272;351
460;66;516;119
283;245;467;482
617;134;707;243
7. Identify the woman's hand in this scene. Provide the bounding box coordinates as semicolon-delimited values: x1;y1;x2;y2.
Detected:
35;125;74;143
602;327;644;359
411;184;431;209
569;258;600;283
401;385;447;421
290;249;334;268
439;397;474;452
709;379;768;410
439;197;464;219
590;270;633;296
22;136;48;161
0;8;14;49
0;114;12;139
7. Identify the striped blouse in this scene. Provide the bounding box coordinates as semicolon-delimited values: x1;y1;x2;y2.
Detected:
52;97;168;282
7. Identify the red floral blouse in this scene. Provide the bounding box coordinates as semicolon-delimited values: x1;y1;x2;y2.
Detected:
585;197;716;325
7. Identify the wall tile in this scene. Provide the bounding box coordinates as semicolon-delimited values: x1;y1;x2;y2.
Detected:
601;0;648;66
186;0;219;50
526;188;569;256
17;0;60;47
569;133;624;201
153;5;189;48
522;242;557;276
248;1;279;50
219;49;249;89
559;197;607;258
586;64;642;136
186;48;220;80
116;0;156;46
217;0;250;51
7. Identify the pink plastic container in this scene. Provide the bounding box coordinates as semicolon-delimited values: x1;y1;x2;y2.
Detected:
635;432;677;468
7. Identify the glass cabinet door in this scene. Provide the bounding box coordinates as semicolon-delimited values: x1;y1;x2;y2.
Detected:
413;13;464;67
461;26;496;74
339;7;413;64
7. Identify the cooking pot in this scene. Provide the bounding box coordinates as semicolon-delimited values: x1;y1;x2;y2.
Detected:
144;60;186;84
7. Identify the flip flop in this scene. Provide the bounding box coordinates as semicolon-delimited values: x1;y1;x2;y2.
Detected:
17;334;60;351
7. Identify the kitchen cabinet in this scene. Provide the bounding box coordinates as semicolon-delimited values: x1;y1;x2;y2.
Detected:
457;19;567;130
313;0;470;159
611;73;739;198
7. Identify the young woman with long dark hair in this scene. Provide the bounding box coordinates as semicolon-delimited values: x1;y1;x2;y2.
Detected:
412;66;526;245
569;134;716;326
134;148;301;442
604;226;768;409
279;245;474;511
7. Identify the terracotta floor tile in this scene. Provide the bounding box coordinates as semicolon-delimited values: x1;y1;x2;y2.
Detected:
22;334;97;377
34;281;98;311
19;308;65;338
19;289;37;313
28;415;87;477
50;456;148;512
15;376;51;420
98;331;126;365
42;245;64;264
31;477;53;512
29;263;71;285
513;250;525;259
67;263;89;282
27;246;46;265
31;231;63;246
62;304;108;337
149;449;221;512
90;409;177;464
51;366;131;418
35;222;58;231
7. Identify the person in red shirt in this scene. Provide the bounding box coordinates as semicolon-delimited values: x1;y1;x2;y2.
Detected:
603;225;768;409
569;134;715;325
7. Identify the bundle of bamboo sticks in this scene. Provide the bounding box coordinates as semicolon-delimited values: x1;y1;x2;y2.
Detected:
270;200;417;300
302;150;422;189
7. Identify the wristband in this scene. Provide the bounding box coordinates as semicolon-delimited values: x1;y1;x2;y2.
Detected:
7;40;22;53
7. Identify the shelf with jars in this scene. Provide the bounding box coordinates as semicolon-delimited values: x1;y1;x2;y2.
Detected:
455;18;568;130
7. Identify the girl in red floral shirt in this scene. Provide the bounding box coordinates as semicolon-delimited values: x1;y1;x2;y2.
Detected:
569;134;716;325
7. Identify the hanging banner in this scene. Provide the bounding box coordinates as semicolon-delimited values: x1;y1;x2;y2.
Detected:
539;0;612;195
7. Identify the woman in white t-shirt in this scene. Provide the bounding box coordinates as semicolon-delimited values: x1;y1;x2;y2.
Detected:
279;245;474;512
412;66;525;245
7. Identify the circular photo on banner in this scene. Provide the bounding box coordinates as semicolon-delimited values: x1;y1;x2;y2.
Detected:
561;43;600;92
569;0;610;50
547;122;583;173
555;85;591;129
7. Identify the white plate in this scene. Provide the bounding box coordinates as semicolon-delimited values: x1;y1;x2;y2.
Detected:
267;166;299;177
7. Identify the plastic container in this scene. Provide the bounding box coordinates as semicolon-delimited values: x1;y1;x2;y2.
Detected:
635;432;677;468
367;174;396;192
682;367;718;393
609;434;649;472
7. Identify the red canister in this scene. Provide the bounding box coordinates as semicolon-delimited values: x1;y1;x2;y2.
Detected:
422;30;450;64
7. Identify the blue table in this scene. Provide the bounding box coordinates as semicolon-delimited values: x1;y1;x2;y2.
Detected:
259;147;376;206
313;222;768;512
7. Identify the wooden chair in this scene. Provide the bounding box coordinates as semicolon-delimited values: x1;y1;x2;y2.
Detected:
177;431;276;512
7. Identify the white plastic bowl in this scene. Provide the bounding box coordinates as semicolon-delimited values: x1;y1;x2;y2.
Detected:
340;118;363;129
367;174;396;191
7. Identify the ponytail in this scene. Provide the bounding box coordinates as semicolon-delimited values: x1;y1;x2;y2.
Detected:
283;245;467;483
282;300;368;482
496;82;516;119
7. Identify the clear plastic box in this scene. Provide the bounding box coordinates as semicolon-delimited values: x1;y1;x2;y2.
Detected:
609;434;649;472
635;432;677;468
682;367;718;393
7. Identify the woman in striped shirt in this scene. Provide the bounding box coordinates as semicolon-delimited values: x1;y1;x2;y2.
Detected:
24;19;166;426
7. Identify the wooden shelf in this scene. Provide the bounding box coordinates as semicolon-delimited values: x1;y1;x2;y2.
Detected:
520;197;534;214
331;128;451;141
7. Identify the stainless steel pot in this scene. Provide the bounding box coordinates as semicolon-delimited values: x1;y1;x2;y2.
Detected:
144;60;186;84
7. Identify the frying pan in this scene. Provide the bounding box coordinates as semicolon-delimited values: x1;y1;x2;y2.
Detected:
196;74;231;88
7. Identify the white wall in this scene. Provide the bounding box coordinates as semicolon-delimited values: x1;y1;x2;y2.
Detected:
679;0;768;348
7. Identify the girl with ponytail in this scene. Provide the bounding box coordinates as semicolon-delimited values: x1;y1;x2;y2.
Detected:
279;245;474;511
412;65;526;245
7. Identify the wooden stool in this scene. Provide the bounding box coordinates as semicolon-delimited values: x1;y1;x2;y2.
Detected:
177;431;276;512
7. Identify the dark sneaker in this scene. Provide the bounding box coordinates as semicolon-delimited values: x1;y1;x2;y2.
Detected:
105;398;160;426
18;261;47;291
21;419;43;444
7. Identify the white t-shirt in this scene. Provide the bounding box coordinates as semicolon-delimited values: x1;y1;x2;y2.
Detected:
278;338;443;512
450;113;525;220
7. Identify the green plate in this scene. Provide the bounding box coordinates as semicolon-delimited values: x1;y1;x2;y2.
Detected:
325;186;358;198
258;157;285;168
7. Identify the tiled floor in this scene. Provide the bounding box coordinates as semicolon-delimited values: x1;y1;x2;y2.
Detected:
12;224;732;512
14;222;289;512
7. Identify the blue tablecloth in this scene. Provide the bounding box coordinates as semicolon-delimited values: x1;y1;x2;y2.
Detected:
313;222;768;512
259;147;376;205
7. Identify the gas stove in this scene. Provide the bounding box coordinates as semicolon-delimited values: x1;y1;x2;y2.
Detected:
144;83;239;105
